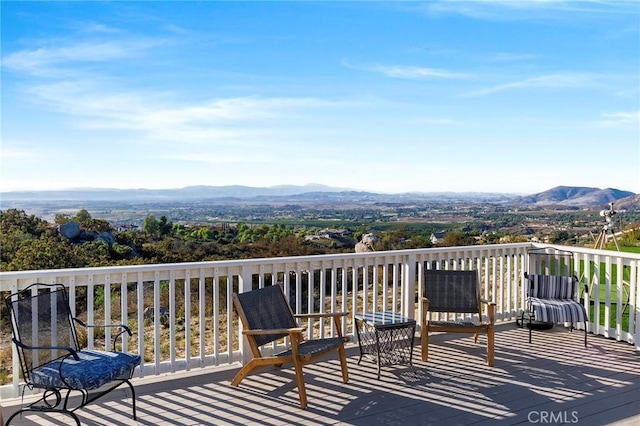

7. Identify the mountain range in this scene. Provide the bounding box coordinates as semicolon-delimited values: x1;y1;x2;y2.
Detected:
0;184;637;209
513;186;635;207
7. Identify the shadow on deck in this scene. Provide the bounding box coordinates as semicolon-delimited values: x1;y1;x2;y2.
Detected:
3;322;640;425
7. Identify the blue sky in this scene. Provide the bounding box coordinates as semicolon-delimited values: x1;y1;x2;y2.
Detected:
1;1;639;195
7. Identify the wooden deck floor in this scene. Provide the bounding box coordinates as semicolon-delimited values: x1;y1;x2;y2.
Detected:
2;322;639;426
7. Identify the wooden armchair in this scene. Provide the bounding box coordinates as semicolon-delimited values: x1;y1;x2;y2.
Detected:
4;283;140;425
231;285;349;408
421;269;495;366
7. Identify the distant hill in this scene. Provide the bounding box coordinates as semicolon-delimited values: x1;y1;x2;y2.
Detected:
513;186;635;207
615;194;640;211
0;184;516;204
0;184;351;202
1;184;636;209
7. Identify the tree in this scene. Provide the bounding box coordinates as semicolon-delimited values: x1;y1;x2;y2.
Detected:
143;215;173;238
111;242;135;260
73;209;92;224
54;213;73;224
440;231;459;247
9;236;80;271
82;218;113;233
0;229;34;266
550;231;571;244
1;209;49;236
158;215;173;236
1;209;51;268
143;215;160;238
74;240;111;266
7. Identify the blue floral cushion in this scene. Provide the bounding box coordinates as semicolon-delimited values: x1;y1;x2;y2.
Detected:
31;350;141;390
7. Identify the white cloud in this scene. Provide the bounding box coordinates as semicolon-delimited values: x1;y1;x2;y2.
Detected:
174;152;275;165
414;117;456;125
486;52;542;62
592;111;640;128
2;39;161;77
463;73;599;97
371;64;467;80
0;147;36;160
30;78;353;127
79;23;122;35
343;60;468;80
416;0;640;20
24;78;367;154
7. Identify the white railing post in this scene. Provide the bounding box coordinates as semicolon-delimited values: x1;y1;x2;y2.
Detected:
402;254;416;319
238;265;253;364
169;270;176;373
631;260;639;351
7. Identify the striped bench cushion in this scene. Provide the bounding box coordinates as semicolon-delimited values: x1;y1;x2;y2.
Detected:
527;274;588;324
529;297;588;324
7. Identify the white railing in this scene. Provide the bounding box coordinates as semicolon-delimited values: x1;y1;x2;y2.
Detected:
1;242;639;399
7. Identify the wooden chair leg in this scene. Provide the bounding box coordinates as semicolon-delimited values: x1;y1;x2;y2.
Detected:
487;328;495;366
292;358;308;409
338;346;349;383
421;329;429;362
231;359;259;386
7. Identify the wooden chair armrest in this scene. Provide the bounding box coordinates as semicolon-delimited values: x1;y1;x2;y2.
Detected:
243;327;304;336
294;312;348;319
482;300;496;324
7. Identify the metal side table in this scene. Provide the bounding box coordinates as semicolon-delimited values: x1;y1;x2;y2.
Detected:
354;311;416;379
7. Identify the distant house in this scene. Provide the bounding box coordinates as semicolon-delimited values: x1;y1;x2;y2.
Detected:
115;224;140;232
319;231;337;239
319;228;352;239
430;232;446;245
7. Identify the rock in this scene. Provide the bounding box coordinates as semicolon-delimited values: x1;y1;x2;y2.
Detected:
98;232;115;245
355;233;379;253
59;221;80;240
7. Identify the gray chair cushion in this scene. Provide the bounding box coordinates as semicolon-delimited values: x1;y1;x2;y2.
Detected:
275;337;346;358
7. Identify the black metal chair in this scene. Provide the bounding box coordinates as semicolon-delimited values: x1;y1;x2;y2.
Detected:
421;269;495;366
4;283;141;425
231;285;349;409
522;273;588;347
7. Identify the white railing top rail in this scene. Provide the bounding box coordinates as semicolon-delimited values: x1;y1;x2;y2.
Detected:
2;242;638;286
0;243;530;280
